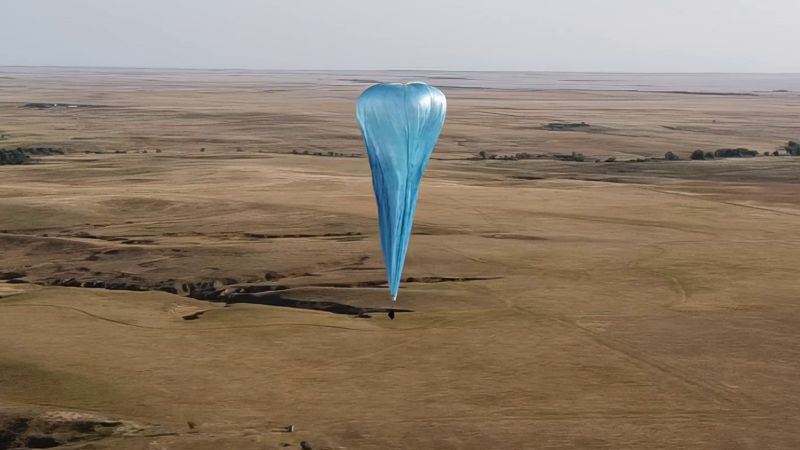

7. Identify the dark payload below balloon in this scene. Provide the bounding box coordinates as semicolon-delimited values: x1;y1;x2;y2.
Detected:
356;82;447;301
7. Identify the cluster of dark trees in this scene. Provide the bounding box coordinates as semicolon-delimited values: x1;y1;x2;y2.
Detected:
0;149;30;164
0;147;64;165
474;141;798;163
713;148;760;158
683;142;800;160
686;148;759;160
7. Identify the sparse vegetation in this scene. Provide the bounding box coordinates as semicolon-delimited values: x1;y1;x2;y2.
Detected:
487;152;536;161
477;151;586;162
294;150;362;158
564;152;585;162
664;151;680;160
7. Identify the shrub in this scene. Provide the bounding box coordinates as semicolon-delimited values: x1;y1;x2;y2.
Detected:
690;150;705;160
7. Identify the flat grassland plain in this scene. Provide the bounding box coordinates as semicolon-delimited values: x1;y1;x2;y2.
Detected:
1;68;799;449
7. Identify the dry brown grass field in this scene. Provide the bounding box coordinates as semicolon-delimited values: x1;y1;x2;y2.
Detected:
1;68;799;449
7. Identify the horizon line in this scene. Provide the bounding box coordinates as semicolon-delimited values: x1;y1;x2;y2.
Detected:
1;64;799;76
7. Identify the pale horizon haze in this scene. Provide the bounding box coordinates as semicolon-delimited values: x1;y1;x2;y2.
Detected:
2;0;799;73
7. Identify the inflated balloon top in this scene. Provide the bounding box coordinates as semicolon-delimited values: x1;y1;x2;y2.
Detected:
356;82;447;302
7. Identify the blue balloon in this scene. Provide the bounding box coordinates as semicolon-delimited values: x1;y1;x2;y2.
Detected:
356;82;447;301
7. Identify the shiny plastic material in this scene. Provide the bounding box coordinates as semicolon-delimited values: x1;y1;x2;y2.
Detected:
356;82;447;301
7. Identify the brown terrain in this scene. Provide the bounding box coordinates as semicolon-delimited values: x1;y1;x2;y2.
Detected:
1;68;799;449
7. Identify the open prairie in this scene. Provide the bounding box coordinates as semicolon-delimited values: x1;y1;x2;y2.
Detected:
1;68;799;449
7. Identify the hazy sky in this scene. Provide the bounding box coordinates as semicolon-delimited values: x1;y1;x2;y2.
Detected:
3;0;799;72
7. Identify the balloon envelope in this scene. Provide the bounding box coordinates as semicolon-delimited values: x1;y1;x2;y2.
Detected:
356;82;447;301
